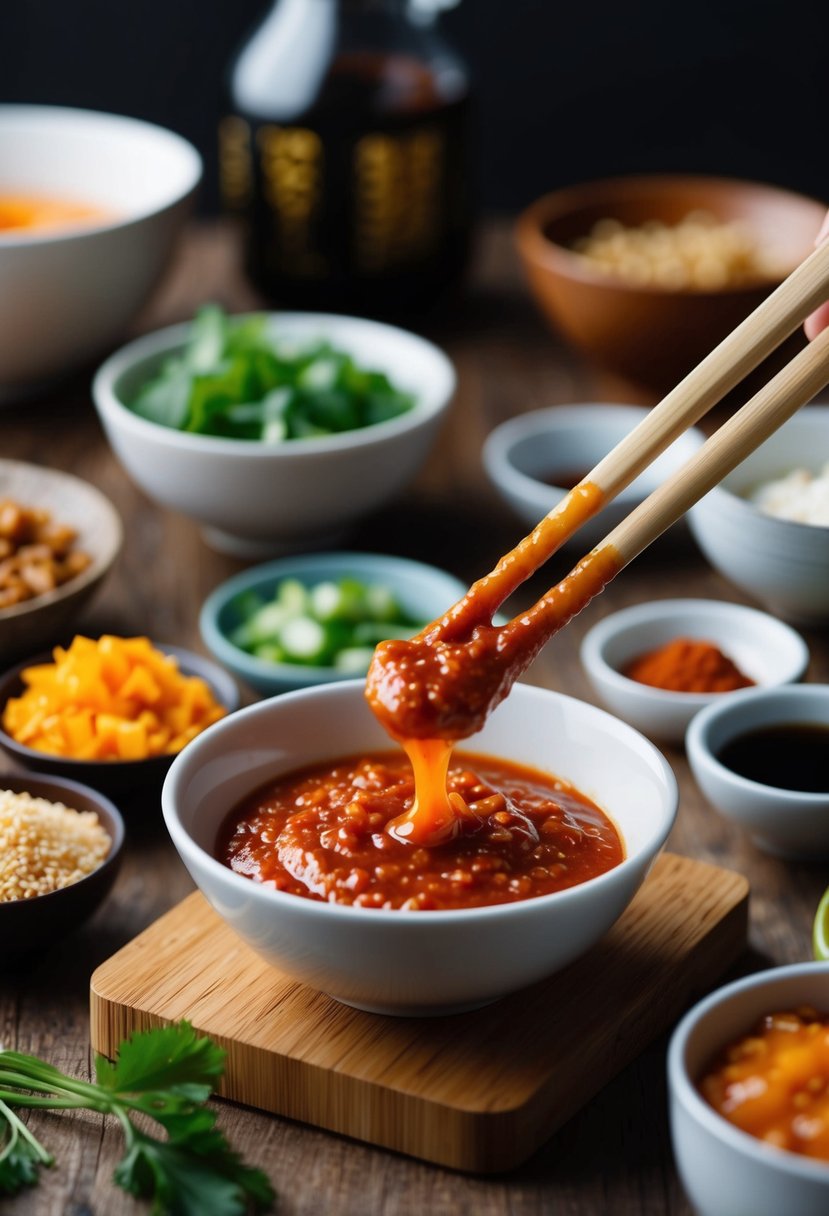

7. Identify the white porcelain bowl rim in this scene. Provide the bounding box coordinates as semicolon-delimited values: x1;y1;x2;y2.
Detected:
483;404;705;504
93;315;457;458
686;683;829;803
668;961;829;1186
0;104;202;246
581;598;809;704
162;679;678;925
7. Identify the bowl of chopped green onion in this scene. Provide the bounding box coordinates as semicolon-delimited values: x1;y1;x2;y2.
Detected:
199;551;467;695
93;307;456;556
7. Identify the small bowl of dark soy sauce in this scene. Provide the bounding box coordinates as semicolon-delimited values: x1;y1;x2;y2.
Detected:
687;685;829;860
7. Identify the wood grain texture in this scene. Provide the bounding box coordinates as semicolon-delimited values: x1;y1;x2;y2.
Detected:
2;220;828;1214
89;854;748;1172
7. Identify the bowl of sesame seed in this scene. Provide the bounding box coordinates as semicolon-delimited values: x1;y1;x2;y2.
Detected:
0;772;124;959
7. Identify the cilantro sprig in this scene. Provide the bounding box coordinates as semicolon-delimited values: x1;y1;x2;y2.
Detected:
129;304;415;441
0;1021;274;1215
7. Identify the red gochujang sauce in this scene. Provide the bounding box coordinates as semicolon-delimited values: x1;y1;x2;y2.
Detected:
217;750;624;911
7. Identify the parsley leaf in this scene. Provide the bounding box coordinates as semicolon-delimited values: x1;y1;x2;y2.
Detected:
0;1022;274;1215
0;1099;53;1195
95;1020;226;1097
115;1123;272;1216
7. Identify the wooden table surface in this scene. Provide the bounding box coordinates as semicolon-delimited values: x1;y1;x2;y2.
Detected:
3;221;828;1216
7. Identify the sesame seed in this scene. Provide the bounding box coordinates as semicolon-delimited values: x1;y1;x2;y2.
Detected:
0;789;110;902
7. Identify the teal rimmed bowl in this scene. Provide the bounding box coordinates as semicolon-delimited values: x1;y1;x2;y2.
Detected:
199;551;468;697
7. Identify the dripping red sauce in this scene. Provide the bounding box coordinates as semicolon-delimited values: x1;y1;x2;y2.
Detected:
218;750;624;910
219;480;627;906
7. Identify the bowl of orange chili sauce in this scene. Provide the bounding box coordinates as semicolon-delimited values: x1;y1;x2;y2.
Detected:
669;962;829;1216
162;679;676;1015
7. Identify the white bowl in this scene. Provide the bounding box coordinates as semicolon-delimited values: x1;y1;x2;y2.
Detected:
580;598;808;744
483;404;706;550
93;313;456;556
0;105;201;398
686;684;829;859
0;459;123;662
669;962;829;1216
689;407;829;625
162;680;677;1016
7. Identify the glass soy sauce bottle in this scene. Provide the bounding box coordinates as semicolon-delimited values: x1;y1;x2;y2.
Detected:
220;0;472;316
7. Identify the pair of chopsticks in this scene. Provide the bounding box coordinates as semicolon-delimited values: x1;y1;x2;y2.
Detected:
509;237;829;611
594;237;829;571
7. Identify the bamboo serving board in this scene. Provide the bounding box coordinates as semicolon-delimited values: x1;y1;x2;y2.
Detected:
90;852;748;1172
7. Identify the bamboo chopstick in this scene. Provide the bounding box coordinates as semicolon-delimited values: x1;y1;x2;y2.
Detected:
580;236;829;503
604;322;829;566
436;238;829;637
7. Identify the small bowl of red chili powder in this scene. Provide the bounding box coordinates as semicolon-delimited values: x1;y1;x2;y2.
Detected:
580;598;808;744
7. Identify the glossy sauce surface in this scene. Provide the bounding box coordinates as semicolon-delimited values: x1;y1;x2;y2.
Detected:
717;723;829;793
700;1007;829;1161
218;750;624;910
365;481;619;845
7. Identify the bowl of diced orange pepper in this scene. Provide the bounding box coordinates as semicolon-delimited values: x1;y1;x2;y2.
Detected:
0;635;239;796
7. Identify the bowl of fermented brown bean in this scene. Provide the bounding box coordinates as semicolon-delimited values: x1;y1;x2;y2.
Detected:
0;460;123;663
515;175;826;393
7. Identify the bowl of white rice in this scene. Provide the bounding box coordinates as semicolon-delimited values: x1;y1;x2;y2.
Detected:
0;772;123;959
689;407;829;625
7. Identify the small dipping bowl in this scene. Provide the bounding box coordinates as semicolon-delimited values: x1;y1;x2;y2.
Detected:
200;551;468;696
686;684;829;859
669;962;829;1216
689;407;829;626
0;644;240;798
162;679;677;1016
580;599;808;744
483;404;705;550
0;771;124;960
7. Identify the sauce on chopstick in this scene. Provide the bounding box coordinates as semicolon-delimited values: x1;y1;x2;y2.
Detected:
366;481;622;845
218;481;629;905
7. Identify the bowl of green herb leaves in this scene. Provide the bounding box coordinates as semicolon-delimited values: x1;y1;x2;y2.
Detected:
93;307;455;556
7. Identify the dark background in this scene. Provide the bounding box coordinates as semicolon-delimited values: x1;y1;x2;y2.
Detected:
2;0;827;214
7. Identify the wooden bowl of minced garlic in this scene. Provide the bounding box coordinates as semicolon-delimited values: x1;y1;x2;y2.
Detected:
0;773;124;959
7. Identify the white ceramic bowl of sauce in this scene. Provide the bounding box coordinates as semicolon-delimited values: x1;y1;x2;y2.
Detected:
686;684;829;860
669;962;829;1216
0;105;201;398
162;679;677;1016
